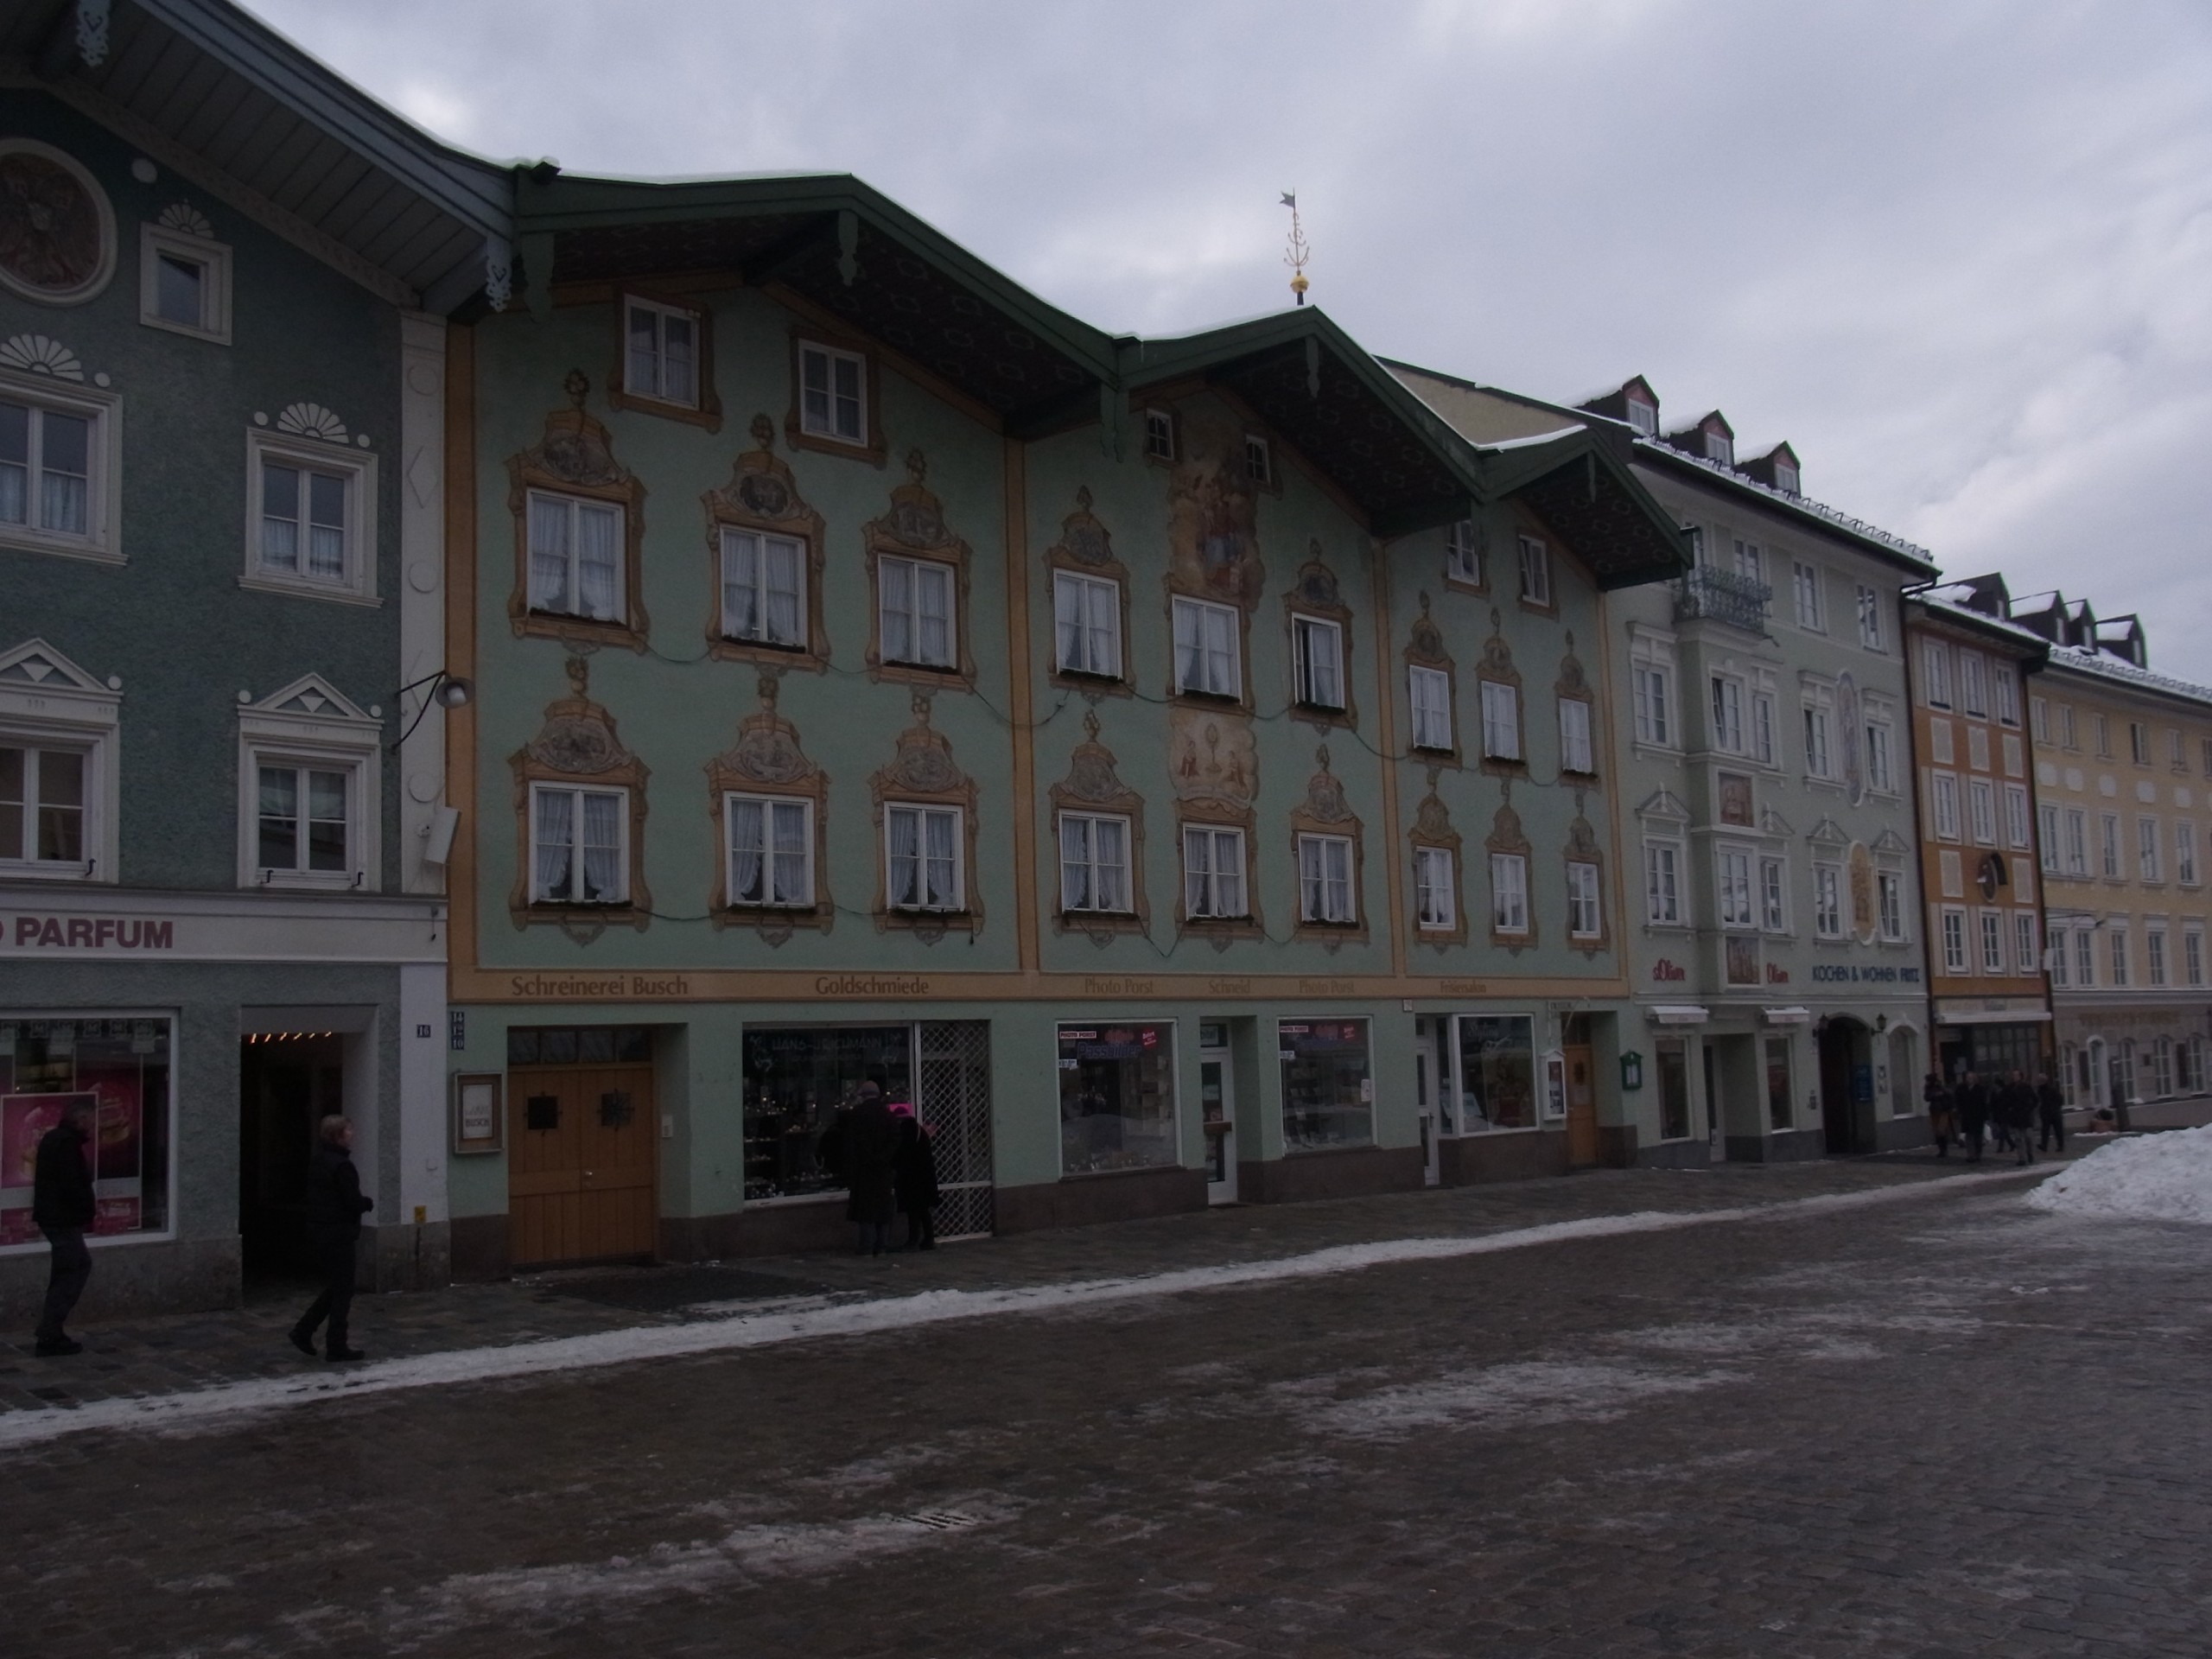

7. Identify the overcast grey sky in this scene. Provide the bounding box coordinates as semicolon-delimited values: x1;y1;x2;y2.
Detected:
249;1;2212;678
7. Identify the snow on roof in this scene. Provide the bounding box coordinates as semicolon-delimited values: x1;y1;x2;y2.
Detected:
2041;642;2212;710
1913;590;2050;653
1469;423;1587;452
1631;438;1938;573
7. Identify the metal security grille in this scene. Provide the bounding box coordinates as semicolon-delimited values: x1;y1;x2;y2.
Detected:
918;1020;994;1240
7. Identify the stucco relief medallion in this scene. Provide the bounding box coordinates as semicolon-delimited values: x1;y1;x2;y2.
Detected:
1170;709;1256;808
1301;746;1352;824
1055;487;1114;567
526;658;633;776
1848;841;1878;944
884;695;963;793
536;372;626;486
0;142;113;305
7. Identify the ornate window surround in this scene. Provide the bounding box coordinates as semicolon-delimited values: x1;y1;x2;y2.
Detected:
505;372;650;653
1562;800;1609;956
610;286;721;430
1045;486;1132;697
241;420;379;607
1288;745;1367;947
1282;543;1357;733
507;658;652;932
0;637;120;881
706;672;832;937
1475;607;1527;777
1486;787;1536;951
0;140;116;306
1555;632;1598;782
865;449;976;691
138;212;232;345
1402;592;1460;766
1408;766;1466;948
0;359;122;565
234;674;382;892
702;415;830;671
1049;710;1150;940
868;693;981;939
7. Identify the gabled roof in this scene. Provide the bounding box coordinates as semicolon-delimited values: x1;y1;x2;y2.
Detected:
1907;582;2051;670
5;0;513;309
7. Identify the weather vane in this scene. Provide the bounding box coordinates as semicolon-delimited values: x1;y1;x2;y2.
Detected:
1281;191;1310;306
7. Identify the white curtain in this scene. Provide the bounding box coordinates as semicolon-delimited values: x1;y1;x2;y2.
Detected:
765;537;802;645
1483;682;1520;760
1094;817;1126;911
662;314;696;404
626;306;659;397
1213;831;1243;917
260;461;300;572
728;798;766;902
257;766;296;868
1411;667;1448;750
527;494;569;612
582;791;622;900
770;800;808;903
1202;604;1234;693
1173;600;1201;691
0;400;27;524
880;558;913;663
723;531;760;639
1300;836;1325;920
1059;816;1090;911
533;789;575;900
888;806;920;906
1560;699;1592;772
1183;826;1210;914
916;563;952;666
577;503;620;621
40;410;88;536
1299;621;1340;708
306;473;346;579
1054;575;1084;673
923;808;957;906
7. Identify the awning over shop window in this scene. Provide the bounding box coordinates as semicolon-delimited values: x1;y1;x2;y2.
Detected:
1760;1007;1813;1026
1936;1008;2055;1026
1648;1005;1709;1026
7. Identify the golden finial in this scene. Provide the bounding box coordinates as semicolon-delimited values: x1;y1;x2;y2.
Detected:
1281;192;1310;307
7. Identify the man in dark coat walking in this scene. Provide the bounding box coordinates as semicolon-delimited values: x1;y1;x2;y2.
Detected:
289;1115;373;1361
1998;1071;2038;1166
892;1103;939;1251
1955;1072;1990;1162
30;1096;98;1357
844;1082;898;1256
2036;1071;2066;1153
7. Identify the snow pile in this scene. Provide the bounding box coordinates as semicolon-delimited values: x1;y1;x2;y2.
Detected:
2024;1126;2212;1224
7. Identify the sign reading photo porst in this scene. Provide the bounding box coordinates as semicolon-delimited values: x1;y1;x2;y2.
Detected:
1058;1021;1177;1175
741;1026;912;1202
1278;1018;1371;1150
1;1016;173;1249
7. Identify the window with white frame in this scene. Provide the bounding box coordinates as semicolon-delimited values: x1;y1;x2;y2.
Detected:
798;341;866;445
1760;855;1788;933
1968;778;1996;845
1567;860;1601;938
248;435;374;601
887;803;963;912
1408;665;1452;752
2187;927;2205;986
1961;653;1987;718
1053;570;1122;679
1815;863;1843;938
0;741;90;872
2060;705;2078;748
2050;924;2070;986
1857;584;1883;650
1446;518;1480;583
1298;833;1355;924
1793;562;1824;631
531;783;627;905
1479;680;1521;760
1172;595;1239;698
1751;690;1777;766
2129;721;2150;765
1292;615;1344;709
0;644;118;881
2100;812;2120;878
1802;688;1834;779
880;554;957;669
236;679;380;892
2031;696;2049;742
1243;434;1271;485
1182;824;1248;918
254;761;351;880
1931;772;1961;840
2073;925;2095;986
2147;926;2168;986
1922;639;1953;709
1708;429;1736;467
726;793;812;907
2178;821;2198;885
624;296;698;408
2004;783;2031;849
139;222;232;344
1516;536;1551;606
2139;817;2163;881
1414;844;1455;930
1644;839;1681;925
2038;803;2061;871
1559;697;1594;774
1058;811;1130;913
1718;847;1754;928
1142;408;1175;461
1993;665;2020;725
1866;716;1894;792
721;529;805;647
1710;675;1745;753
526;489;623;621
2064;807;2088;875
1625;397;1657;436
2109;924;2130;987
1490;851;1529;933
1979;910;2004;974
1941;907;1967;972
1878;870;1905;941
1630;630;1675;747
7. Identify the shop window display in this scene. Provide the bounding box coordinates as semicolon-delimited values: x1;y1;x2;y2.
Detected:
1452;1014;1535;1132
1278;1019;1371;1149
1;1016;172;1246
740;1026;912;1201
1058;1021;1177;1174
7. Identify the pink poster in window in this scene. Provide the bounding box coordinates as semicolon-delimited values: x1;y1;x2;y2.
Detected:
92;1196;140;1236
76;1062;143;1181
2;1093;92;1191
0;1205;35;1245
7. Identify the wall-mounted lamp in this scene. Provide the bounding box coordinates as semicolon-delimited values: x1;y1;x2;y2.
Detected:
390;671;474;750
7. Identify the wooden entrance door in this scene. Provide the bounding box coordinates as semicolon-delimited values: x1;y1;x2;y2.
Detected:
1564;1045;1599;1167
508;1059;658;1268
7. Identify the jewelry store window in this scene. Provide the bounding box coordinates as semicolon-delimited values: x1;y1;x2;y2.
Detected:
1058;1021;1177;1175
741;1026;913;1202
1278;1018;1371;1150
1;1015;172;1249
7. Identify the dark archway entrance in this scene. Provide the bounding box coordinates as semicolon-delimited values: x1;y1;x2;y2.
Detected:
1818;1016;1875;1154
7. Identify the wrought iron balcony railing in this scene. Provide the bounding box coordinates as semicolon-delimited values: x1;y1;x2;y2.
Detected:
1675;565;1772;632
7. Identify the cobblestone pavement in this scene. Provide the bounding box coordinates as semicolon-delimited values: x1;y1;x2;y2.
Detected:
6;1147;2209;1658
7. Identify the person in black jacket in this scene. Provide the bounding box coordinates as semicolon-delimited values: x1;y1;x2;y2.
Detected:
891;1103;939;1251
2036;1071;2066;1153
844;1083;898;1256
30;1097;98;1357
289;1115;373;1361
1998;1071;2039;1166
1923;1071;1956;1158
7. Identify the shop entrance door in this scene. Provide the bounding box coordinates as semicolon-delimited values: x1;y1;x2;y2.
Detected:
1199;1028;1237;1204
1564;1043;1599;1167
1414;1020;1441;1185
507;1052;657;1269
238;1033;343;1283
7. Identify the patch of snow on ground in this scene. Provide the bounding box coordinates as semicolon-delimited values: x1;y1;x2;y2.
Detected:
2023;1126;2212;1224
1300;1360;1737;1441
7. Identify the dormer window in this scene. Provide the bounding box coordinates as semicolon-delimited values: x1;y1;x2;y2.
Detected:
1772;459;1800;495
1703;427;1733;467
798;341;867;445
1143;409;1175;462
624;297;699;409
1625;397;1657;437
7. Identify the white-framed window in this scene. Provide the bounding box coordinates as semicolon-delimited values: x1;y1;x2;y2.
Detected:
1878;870;1905;941
1866;718;1894;792
880;554;957;669
1931;772;1961;841
1856;584;1883;650
2050;925;2070;987
1922;639;1952;709
1053;570;1122;679
1633;660;1673;747
0;641;118;882
1993;665;2020;726
2186;928;2205;987
2004;784;2031;849
726;793;813;907
1143;408;1175;461
0;741;90;873
2147;926;2169;986
1559;697;1594;774
1172;595;1240;698
1968;778;1996;845
2129;721;2150;765
1479;680;1521;760
886;802;963;912
1710;676;1745;753
1708;429;1736;467
525;488;623;622
2094;713;2112;758
1941;907;1967;973
2063;807;2088;875
1298;833;1356;924
1292;614;1344;709
1961;652;1987;718
1490;851;1529;933
1802;694;1834;779
139;221;232;344
1718;847;1755;928
1815;864;1843;938
254;761;352;880
236;677;381;892
1644;838;1682;925
2073;926;2095;987
530;783;627;906
1979;910;2005;974
624;296;698;408
1625;396;1658;436
1733;537;1764;588
2038;804;2060;872
1793;562;1824;631
1773;456;1801;495
2178;821;2198;885
1446;518;1481;583
1760;855;1788;933
1243;434;1271;484
1414;844;1455;931
2060;705;2078;749
0;376;119;564
2139;817;2163;882
1183;824;1248;918
1058;810;1131;913
2031;696;2049;742
2109;925;2130;987
721;528;805;647
798;341;866;445
1408;664;1452;752
2100;812;2121;879
1752;691;1777;766
1567;860;1601;938
1516;536;1552;606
